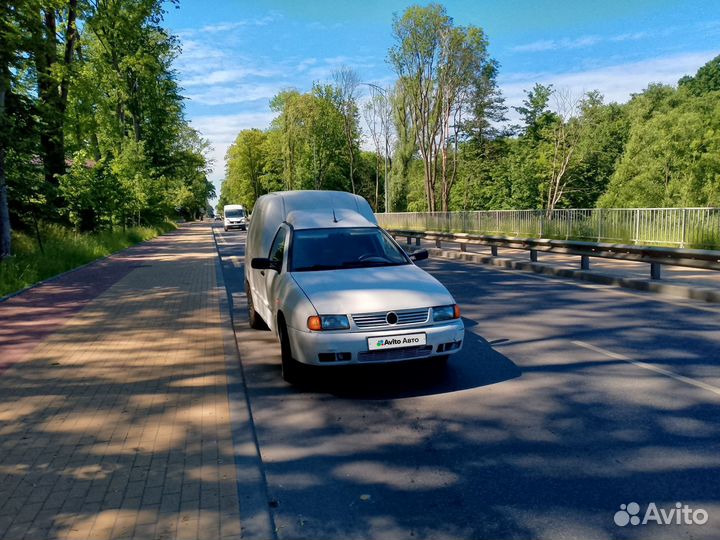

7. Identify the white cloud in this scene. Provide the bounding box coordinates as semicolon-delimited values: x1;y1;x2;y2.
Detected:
511;31;654;53
296;58;318;72
499;51;719;120
512;35;602;52
198;14;279;34
190;111;276;183
182;67;279;87
186;83;288;106
609;31;649;42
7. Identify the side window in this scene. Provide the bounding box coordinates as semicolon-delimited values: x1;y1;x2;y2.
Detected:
269;228;287;268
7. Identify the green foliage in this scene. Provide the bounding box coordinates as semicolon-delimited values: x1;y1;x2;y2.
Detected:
599;89;720;208
2;0;211;254
0;221;176;297
679;54;720;96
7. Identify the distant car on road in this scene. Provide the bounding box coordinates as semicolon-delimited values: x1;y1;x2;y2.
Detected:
244;190;464;383
223;204;247;231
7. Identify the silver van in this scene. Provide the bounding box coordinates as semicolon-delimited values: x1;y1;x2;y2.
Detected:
244;190;464;383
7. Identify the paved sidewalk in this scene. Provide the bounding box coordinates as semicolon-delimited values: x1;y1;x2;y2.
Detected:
0;223;242;540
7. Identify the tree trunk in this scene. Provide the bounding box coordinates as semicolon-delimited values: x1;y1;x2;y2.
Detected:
349;144;355;194
35;1;78;189
0;145;9;258
0;60;10;257
374;154;380;210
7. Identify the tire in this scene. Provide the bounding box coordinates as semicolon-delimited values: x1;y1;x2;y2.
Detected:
278;318;303;384
245;281;268;330
223;226;228;232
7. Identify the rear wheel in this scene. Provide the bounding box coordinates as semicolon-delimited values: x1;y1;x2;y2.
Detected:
245;280;267;330
278;318;303;384
223;226;228;231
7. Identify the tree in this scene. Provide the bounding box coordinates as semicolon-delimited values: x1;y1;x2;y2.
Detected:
225;129;268;209
542;89;584;216
389;81;416;211
363;93;384;209
30;0;80;190
332;66;361;194
389;4;494;211
598;90;720;208
679;54;720;96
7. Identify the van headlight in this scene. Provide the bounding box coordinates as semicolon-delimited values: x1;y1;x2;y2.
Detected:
307;315;350;331
433;304;461;321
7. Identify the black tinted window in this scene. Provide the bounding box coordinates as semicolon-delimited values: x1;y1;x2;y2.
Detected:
269;228;287;265
290;228;408;272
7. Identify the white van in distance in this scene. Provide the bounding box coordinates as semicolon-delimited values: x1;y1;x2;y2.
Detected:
244;190;464;383
223;204;247;231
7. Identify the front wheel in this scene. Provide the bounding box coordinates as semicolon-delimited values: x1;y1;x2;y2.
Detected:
278;319;303;384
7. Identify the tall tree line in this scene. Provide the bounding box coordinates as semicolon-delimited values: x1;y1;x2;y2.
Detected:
220;3;720;215
0;0;213;258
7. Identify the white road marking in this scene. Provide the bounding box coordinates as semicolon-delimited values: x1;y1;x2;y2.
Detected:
572;340;720;398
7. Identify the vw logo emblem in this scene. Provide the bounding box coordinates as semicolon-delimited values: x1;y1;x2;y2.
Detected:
386;312;398;325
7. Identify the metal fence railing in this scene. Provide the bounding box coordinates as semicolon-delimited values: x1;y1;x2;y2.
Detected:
376;208;720;249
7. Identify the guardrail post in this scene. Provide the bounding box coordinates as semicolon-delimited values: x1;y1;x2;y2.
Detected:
650;262;662;280
681;209;687;248
460;243;467;252
406;236;411;245
435;239;441;248
530;250;538;262
580;255;590;270
415;237;421;246
491;245;498;256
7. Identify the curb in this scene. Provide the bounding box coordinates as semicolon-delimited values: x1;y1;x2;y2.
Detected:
428;248;720;304
211;225;277;540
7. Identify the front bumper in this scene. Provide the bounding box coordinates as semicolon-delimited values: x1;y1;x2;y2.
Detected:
224;221;246;229
286;320;464;365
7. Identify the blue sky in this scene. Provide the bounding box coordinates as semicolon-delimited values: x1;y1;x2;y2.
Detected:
163;1;720;192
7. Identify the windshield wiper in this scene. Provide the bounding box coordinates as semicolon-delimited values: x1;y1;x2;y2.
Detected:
340;261;403;268
293;264;342;272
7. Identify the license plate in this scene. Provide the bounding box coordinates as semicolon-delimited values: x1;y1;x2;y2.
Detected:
368;333;426;351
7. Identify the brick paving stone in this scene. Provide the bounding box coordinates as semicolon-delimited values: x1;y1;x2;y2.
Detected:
0;223;243;539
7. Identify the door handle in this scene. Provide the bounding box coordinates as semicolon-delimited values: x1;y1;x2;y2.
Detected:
260;270;265;276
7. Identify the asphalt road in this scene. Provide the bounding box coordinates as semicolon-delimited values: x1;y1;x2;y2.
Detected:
214;226;720;540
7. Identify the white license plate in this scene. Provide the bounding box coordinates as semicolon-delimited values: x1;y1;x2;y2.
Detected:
368;333;427;351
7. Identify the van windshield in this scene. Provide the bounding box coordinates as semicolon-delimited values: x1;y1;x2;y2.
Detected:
225;209;245;218
290;227;410;272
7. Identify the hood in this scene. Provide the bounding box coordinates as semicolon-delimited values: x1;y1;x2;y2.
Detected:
291;264;455;314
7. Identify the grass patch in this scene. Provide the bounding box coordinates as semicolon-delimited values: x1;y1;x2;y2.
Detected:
0;221;177;298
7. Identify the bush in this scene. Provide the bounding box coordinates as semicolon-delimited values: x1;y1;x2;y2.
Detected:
0;222;177;298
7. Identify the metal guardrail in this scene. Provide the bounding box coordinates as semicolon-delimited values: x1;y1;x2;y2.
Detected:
388;229;720;280
377;208;720;249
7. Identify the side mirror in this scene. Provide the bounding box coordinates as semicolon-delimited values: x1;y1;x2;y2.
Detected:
409;249;429;262
251;257;280;271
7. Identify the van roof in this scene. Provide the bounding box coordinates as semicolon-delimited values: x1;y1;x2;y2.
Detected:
260;190;377;226
285;208;376;230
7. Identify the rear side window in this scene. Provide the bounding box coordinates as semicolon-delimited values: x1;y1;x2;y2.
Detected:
269;228;287;267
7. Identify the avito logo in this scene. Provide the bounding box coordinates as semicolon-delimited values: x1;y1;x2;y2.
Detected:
614;502;709;527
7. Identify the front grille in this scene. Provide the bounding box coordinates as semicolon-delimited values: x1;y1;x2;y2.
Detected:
357;345;433;362
351;308;429;329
